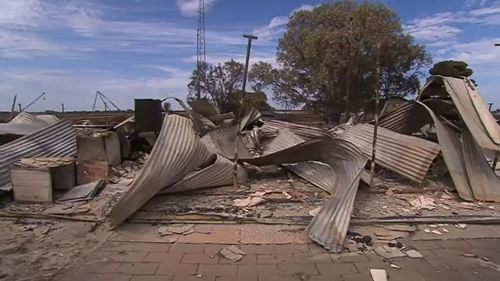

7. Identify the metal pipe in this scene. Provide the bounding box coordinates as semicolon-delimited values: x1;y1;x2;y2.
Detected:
369;43;381;189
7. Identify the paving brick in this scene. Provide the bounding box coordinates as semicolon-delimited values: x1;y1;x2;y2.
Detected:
308;275;343;281
172;273;215;281
316;263;357;275
259;274;304;281
237;264;277;277
182;254;219;264
309;244;329;255
435;239;472;250
432;248;465;259
407;240;443;250
391;259;435;274
170;244;205;254
277;264;319;275
387;270;427;281
293;253;332;264
197;264;237;277
240;244;275;254
341;272;372;281
215;275;258;281
353;261;391;273
78;262;121;274
117;263;159;275
68;273;132;281
416;270;466;281
331;252;369;263
204;244;233;254
144;252;184;263
110;251;149;262
273;244;310;255
156;263;198;275
131;275;173;281
103;241;171;252
463;239;499;249
257;254;294;264
219;254;257;265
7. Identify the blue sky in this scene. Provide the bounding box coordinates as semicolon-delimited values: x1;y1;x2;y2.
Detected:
1;0;500;111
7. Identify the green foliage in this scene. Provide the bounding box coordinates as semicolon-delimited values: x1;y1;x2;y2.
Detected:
257;1;430;120
429;60;474;78
188;59;273;113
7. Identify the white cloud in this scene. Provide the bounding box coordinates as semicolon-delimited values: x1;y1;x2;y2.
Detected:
176;0;217;16
469;4;500;16
291;4;317;14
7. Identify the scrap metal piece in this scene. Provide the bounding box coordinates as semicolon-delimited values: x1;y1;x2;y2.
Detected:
260;120;332;140
240;138;366;252
378;102;431;134
462;128;500;202
419;76;500;150
159;154;247;194
0;120;76;189
263;128;305;155
202;126;251;159
339;124;440;183
0;112;59;136
108;115;213;228
284;161;336;193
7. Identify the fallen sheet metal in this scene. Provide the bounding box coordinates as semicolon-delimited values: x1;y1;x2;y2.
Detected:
378;102;431;134
338;124;440;183
284;161;336;193
240;138;366;252
108;114;213;228
0;120;76;189
416;101;474;201
419;76;500;150
260;119;332;140
462;128;500;201
0;112;59;136
202;126;251;159
263;128;305;155
159;154;247;194
57;179;104;202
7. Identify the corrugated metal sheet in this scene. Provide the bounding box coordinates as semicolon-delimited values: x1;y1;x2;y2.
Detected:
109;114;214;228
0;120;76;189
203;126;251;159
159;154;247;194
260;120;332;140
378;102;431;134
420;76;500;151
0;112;59;136
263;128;305;155
284;161;336;194
307;140;366;252
339;124;440;183
462;128;500;201
416;101;474;201
239;138;366;252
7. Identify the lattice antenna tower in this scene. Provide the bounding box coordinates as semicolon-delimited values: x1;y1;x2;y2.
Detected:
196;0;206;99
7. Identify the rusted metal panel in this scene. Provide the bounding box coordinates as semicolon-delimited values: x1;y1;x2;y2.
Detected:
109;114;213;228
338;124;440;183
0;121;76;189
420;76;500;150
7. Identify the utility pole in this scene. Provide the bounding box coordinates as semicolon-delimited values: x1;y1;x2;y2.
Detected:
61;103;65;113
233;34;258;188
10;95;17;120
369;43;381;189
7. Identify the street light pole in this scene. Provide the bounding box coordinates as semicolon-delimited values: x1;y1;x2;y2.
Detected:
233;34;258;188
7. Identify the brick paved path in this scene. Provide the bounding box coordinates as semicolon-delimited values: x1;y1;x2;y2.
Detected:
61;238;500;281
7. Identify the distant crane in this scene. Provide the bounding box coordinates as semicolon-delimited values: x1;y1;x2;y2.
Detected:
196;0;206;99
21;92;46;111
91;91;121;112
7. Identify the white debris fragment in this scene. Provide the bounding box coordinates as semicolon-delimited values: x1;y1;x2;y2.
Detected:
431;229;442;235
410;196;436;210
454;223;467;229
194;273;203;278
374;246;406;259
309;207;322;217
390;264;401;269
158;224;195;236
370;269;388;281
424;229;431;233
405;249;423;258
218;245;246;262
442;228;449;233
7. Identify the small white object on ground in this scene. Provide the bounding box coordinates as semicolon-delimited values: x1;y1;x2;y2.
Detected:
405;249;423;258
370;269;388;281
431;229;442;235
455;223;467;229
218;245;246;262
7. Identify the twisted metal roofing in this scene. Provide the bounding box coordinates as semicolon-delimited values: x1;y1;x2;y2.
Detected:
0;112;59;136
0;120;76;189
339;124;440;183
